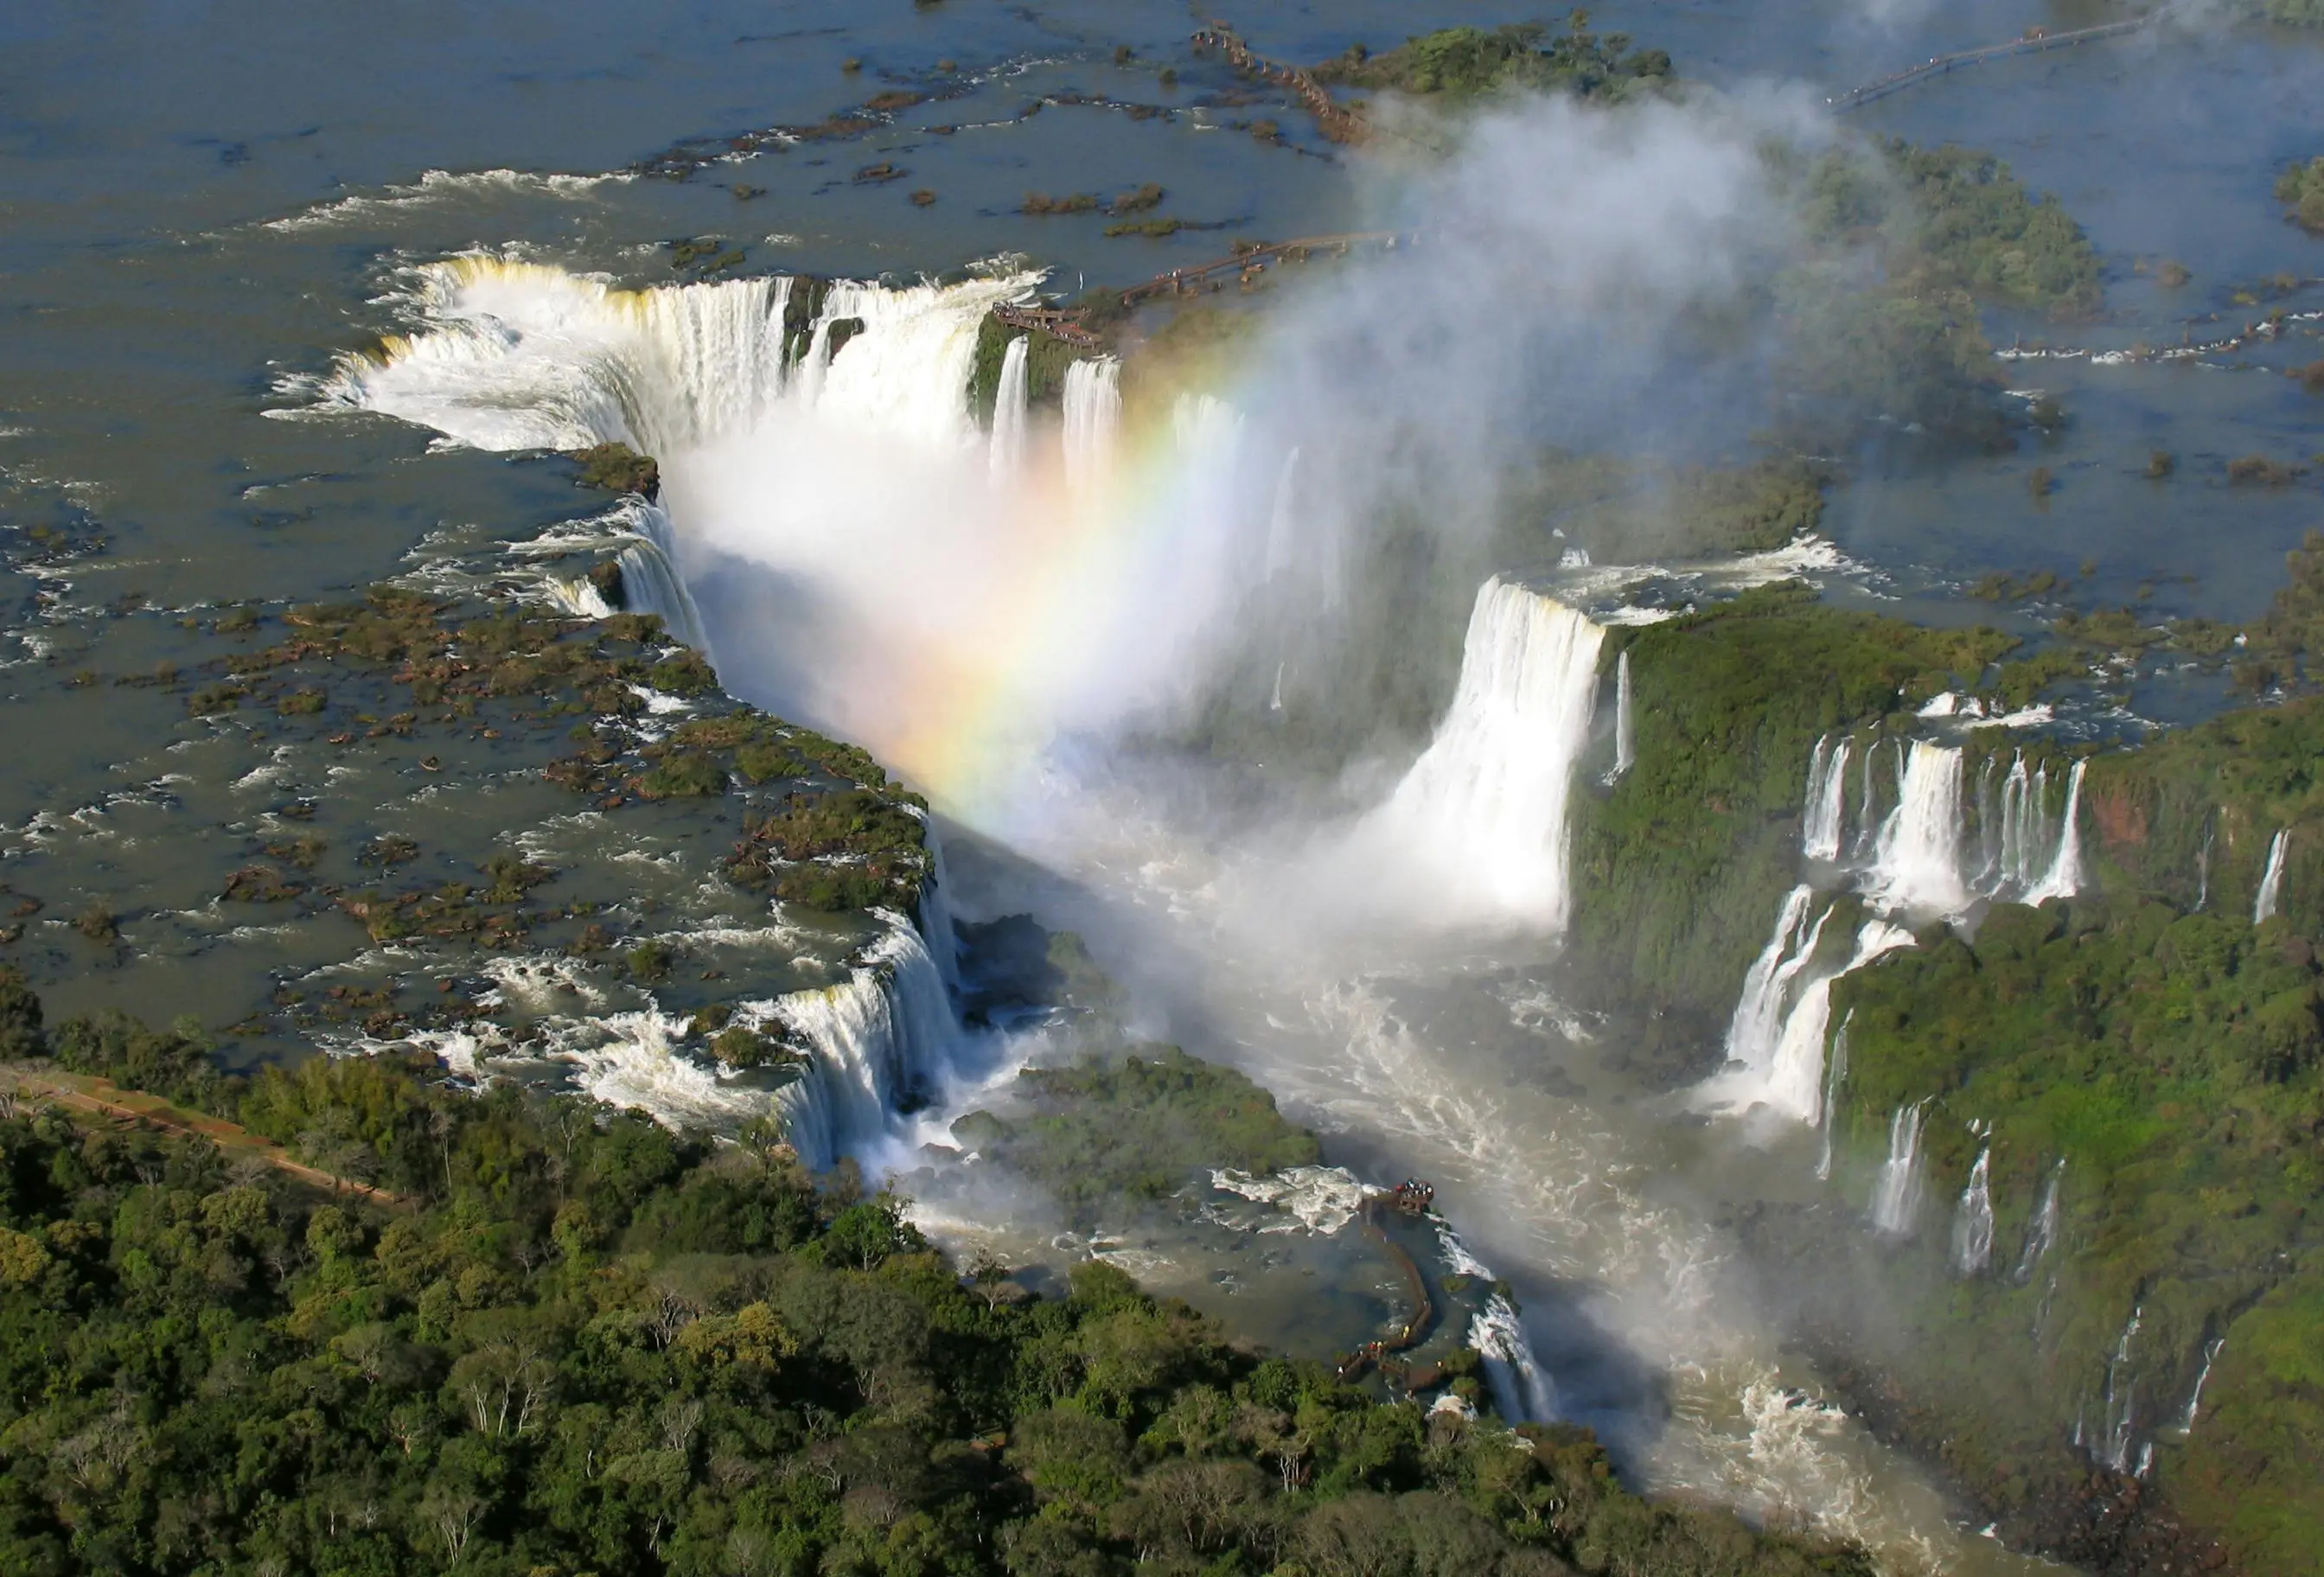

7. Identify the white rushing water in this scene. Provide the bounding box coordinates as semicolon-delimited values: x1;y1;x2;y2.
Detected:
615;501;713;654
772;921;958;1172
1870;1101;1928;1236
1816;1010;1852;1181
1698;900;1910;1126
2096;1304;2144;1475
1606;648;1635;782
1438;1225;1560;1424
1360;580;1606;930
2014;1160;2064;1285
2255;828;2290;923
1865;741;1971;917
1950;1146;1994;1277
988;334;1030;479
1803;735;1852;863
1061;354;1120;492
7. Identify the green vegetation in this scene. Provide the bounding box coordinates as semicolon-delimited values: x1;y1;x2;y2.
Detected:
725;789;932;913
2270;0;2324;27
951;1048;1322;1225
1817;896;2324;1573
2276;156;2324;232
568;442;661;499
967;313;1100;422
1312;15;1674;102
0;974;1875;1576
1773;137;2104;444
1568;583;2016;1023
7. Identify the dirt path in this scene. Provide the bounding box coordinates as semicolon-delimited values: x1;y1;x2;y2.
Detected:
2;1063;411;1208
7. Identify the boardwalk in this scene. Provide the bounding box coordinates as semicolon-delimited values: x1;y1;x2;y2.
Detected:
990;303;1108;348
1191;24;1369;144
1117;230;1419;306
3;1063;412;1208
1828;14;2159;111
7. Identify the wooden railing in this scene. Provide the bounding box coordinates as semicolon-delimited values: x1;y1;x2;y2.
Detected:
1827;14;2160;111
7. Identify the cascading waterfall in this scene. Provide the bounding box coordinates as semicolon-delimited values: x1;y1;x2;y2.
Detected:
1702;893;1911;1125
1606;650;1635;782
1765;919;1914;1124
1865;742;1970;916
2014;1160;2065;1285
773;921;958;1172
1061;354;1120;490
616;501;713;654
324;262;801;454
2097;1305;2144;1474
1816;1010;1852;1180
1803;735;1852;862
988;335;1030;478
1439;1227;1558;1423
2177;1338;2225;1434
1870;1101;1929;1236
1950;1146;1995;1277
2197;822;2214;911
1364;580;1606;929
1991;755;2052;893
2255;828;2290;923
2022;758;2086;903
1850;743;1879;861
1724;886;1818;1076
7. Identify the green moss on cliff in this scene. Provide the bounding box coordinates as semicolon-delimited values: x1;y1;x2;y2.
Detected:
1568;584;2015;1018
1826;895;2324;1574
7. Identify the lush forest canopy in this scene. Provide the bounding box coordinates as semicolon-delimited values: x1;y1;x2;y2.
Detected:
0;971;1877;1577
1312;16;1674;102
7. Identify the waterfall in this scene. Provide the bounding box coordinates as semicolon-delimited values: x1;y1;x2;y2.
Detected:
326;258;1029;462
1950;1147;1995;1276
1605;651;1635;783
1061;355;1120;490
1702;903;1911;1126
1269;661;1285;712
2177;1338;2225;1434
1439;1226;1557;1423
1469;1298;1558;1424
1864;741;1970;916
1767;919;1915;1123
2013;1160;2065;1284
1263;447;1300;581
2256;829;2290;923
1870;1101;1929;1236
1365;580;1606;929
1850;742;1879;860
988;335;1029;478
1816;1010;1852;1180
322;261;809;454
2097;1305;2143;1474
616;501;713;654
1723;886;1821;1073
2197;823;2214;911
1803;735;1852;862
773;921;958;1172
2023;758;2086;903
